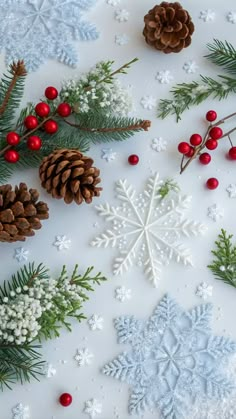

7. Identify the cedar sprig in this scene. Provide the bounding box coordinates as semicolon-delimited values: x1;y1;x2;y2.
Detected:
208;229;236;288
158;179;180;199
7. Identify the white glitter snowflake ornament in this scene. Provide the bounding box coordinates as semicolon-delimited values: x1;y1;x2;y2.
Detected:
14;247;29;263
156;70;173;84
207;204;224;222
12;403;30;419
140;95;156;110
151;137;167;152
227;12;236;24
226;184;236;198
115;34;129;45
53;235;71;251
196;282;213;300
91;173;207;287
74;348;94;366
101;148;116;162
88;314;104;331
115;286;132;302
183;60;198;74
107;0;121;6
199;9;215;22
115;9;129;22
84;399;102;418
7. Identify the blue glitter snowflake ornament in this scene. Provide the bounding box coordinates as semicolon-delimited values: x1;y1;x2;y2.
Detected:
103;294;236;419
0;0;99;71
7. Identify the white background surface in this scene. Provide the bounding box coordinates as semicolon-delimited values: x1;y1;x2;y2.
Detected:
1;0;236;418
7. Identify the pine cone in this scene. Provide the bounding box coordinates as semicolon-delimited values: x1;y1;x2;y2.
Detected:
143;2;194;53
0;183;49;243
39;149;102;205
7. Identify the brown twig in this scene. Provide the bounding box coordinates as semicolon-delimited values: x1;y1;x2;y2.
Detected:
64;119;151;133
0;60;27;116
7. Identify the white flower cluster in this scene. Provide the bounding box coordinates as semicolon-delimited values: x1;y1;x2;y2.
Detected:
0;276;83;345
60;61;133;116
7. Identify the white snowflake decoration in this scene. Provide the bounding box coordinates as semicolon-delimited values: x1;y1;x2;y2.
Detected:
84;399;102;418
14;247;29;263
74;348;94;366
151;137;167;152
91;173;207;287
101;148;116;162
115;9;129;22
207;204;224;222
140;95;156;110
226;184;236;198
183;60;198;74
43;363;56;378
88;314;104;331
12;403;30;419
115;34;129;45
53;235;71;251
115;286;132;302
199;9;215;22
107;0;121;6
156;70;173;84
196;282;213;300
227;11;236;24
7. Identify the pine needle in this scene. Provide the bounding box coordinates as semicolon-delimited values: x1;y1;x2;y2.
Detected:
205;39;236;76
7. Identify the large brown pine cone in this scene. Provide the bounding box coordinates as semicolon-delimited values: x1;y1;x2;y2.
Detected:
143;2;194;53
39;149;102;205
0;183;49;243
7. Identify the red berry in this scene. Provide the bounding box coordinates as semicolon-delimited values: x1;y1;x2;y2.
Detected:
199;152;211;165
178;142;190;155
6;132;20;146
228;146;236;160
24;115;38;130
206;110;217;122
205;139;218;150
4;149;20;163
27;136;42;150
45;86;58;100
185;146;194;158
206;177;219;190
190;134;202;146
44;119;58;134
35;102;50;117
59;393;72;407
209;126;223;140
57;103;72;117
128;154;139;165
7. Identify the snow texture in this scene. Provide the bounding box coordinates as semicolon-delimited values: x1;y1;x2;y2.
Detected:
103;294;236;419
0;0;99;71
91;173;207;286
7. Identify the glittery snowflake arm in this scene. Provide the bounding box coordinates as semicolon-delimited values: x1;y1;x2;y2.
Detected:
206;336;236;358
103;352;141;383
185;303;213;333
148;294;181;331
114;316;144;344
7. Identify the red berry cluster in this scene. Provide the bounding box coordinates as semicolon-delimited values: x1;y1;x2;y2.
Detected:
177;110;236;190
3;86;72;164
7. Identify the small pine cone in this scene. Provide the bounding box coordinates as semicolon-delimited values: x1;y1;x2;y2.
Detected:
39;149;102;205
0;183;49;243
143;2;194;53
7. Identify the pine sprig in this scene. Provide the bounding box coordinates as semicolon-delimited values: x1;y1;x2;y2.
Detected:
208;229;236;288
205;39;236;76
158;179;179;199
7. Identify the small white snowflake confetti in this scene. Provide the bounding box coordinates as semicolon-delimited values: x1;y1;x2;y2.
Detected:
43;363;56;378
220;265;226;272
140;95;156;110
156;70;173;84
115;9;129;22
53;235;71;251
196;282;213;300
74;348;94;366
101;148;116;162
151;137;167;152
226;184;236;198
88;314;104;331
107;0;120;5
207;204;224;222
84;399;102;418
227;11;236;24
12;403;30;419
199;9;215;22
115;34;129;46
14;247;29;263
183;60;198;74
115;286;132;302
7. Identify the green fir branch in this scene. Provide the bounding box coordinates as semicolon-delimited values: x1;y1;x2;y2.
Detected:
205;39;236;76
208;229;236;288
158;179;180;199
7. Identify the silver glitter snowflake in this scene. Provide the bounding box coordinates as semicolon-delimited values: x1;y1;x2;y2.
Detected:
0;0;99;71
14;247;29;263
84;399;102;418
156;70;173;84
199;9;215;22
226;184;236;198
91;173;207;287
140;95;157;110
115;34;129;45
